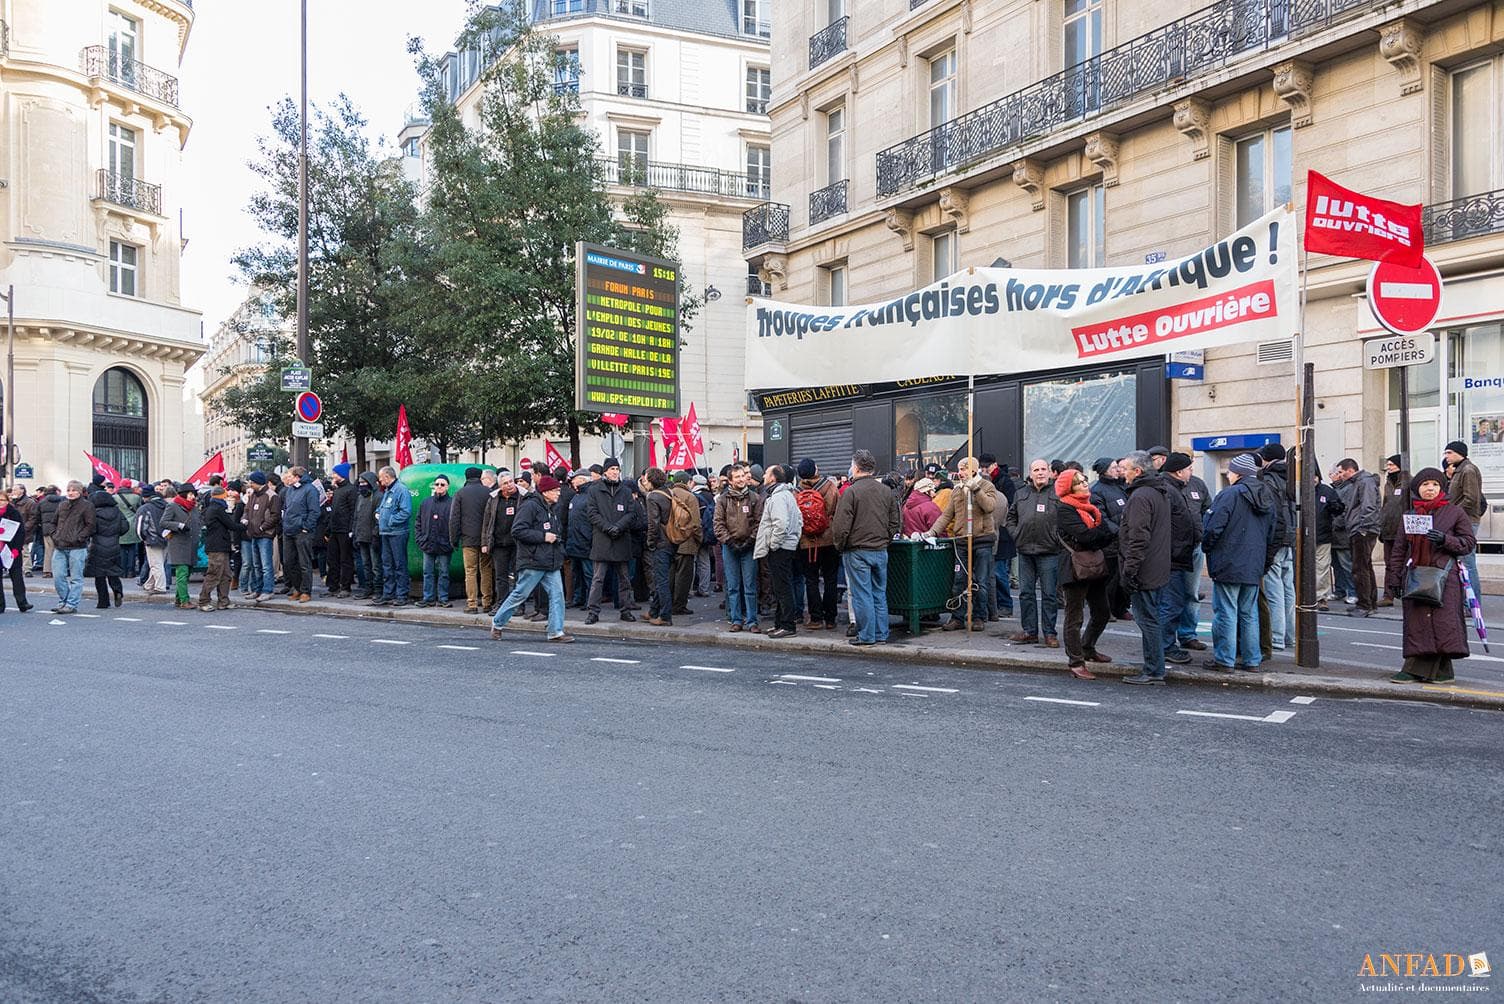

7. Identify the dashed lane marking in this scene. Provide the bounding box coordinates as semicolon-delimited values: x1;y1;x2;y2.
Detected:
371;639;409;646
891;684;960;694
768;680;797;686
114;617;141;622
812;684;841;690
1024;696;1100;707
158;620;186;626
256;629;290;635
680;665;734;673
1177;709;1298;724
438;644;479;651
74;613;100;618
313;633;348;639
591;657;640;665
1353;641;1402;651
780;675;842;683
204;625;237;631
852;687;885;694
1290;696;1317;705
510;650;556;658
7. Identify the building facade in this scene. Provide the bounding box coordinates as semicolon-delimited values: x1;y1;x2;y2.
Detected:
749;0;1504;544
195;288;287;469
420;0;773;472
0;0;202;489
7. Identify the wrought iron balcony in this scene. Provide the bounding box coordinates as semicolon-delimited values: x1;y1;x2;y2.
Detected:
554;78;580;95
80;45;181;108
876;0;1382;198
743;202;790;250
748;274;772;296
1423;189;1504;247
809;179;849;225
747;97;768;115
617;81;647;98
534;0;647;22
96;169;163;216
598;157;763;199
809;16;848;70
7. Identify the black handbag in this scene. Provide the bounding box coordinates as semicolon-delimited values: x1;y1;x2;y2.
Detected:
1402;559;1453;607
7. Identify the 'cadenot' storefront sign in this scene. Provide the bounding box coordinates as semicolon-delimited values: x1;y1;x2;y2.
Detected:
744;208;1297;390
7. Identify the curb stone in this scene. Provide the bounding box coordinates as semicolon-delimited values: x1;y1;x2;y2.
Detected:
124;594;1504;712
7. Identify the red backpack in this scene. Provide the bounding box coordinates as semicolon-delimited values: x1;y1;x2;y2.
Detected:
795;483;830;537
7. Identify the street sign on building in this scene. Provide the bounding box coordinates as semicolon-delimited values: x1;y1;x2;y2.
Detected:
1166;348;1205;380
1367;255;1443;336
247;443;276;462
574;242;681;418
1363;332;1435;370
281;366;312;392
292;421;325;439
14;463;33;479
293;391;323;424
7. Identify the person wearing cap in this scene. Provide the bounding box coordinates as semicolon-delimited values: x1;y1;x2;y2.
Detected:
1153;453;1203;665
482;471;523;615
1147;446;1169;470
583;457;642;624
1201;454;1277;672
690;473;717;599
415;475;455;608
1377;455;1409;607
240;471;281;601
932;457;998;631
197;485;238;611
448;466;494;614
1385;468;1474;683
563;468;595;608
793;459;840;630
902;478;941;535
136;481;171;595
1255;443;1296;652
374;466;413;606
1443;440;1484;594
489;475;573;643
158;482;199;610
326;463;357;598
1334;457;1382;617
1117;451;1175;684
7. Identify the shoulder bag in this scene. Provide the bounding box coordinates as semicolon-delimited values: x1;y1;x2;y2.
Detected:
1402;558;1453;608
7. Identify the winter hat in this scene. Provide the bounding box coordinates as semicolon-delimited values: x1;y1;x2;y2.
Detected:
749;464;765;482
332;462;352;480
796;458;817;480
691;474;708;488
1147;445;1169;458
249;471;269;485
1446;440;1469;458
1258;443;1286;462
912;478;936;494
1410;468;1447;497
1228;454;1261;479
227;479;244;493
1054;470;1080;498
211;486;228;498
570;469;589;482
1386;454;1402;469
1091;456;1114;476
176;482;198;497
603;457;621;471
90;472;106;486
535;475;561;493
589;464;604;475
465;466;482;480
1162;452;1192;474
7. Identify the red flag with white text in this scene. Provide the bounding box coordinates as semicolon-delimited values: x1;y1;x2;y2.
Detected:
683;402;705;459
660;418;692;471
544;441;571;472
394;405;414;468
186;451;225;488
83;451;124;486
1304;171;1423;266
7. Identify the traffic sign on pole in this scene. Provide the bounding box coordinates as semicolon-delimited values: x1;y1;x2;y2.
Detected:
1363;332;1435;370
1367;255;1443;336
294;391;323;423
292;421;325;439
281;366;312;392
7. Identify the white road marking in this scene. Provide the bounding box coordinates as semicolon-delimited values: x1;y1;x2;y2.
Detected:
1290;696;1317;705
768;680;798;686
114;617;141;622
510;650;556;657
852;687;885;694
204;625;237;631
891;684;959;694
1024;696;1100;707
898;693;928;698
48;618;66;625
371;639;410;646
73;613;101;618
438;644;478;651
1353;641;1402;651
591;657;639;664
781;674;842;683
313;633;348;639
680;665;734;673
1379;281;1434;299
812;684;841;690
256;629;290;635
1177;709;1297;724
1320;624;1399;637
158;620;186;626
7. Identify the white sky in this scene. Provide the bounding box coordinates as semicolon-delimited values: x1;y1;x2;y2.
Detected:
178;0;471;330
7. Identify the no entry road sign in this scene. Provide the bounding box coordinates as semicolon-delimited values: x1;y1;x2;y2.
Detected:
294;391;323;423
1367;255;1443;336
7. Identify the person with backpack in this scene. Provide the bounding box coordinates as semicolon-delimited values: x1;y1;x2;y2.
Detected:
794;458;840;631
137;481;171;595
1257;443;1296;651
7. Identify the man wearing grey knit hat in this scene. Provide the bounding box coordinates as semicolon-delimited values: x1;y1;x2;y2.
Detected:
1200;453;1278;672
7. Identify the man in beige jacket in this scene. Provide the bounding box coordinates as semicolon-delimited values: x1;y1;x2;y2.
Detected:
932;456;999;631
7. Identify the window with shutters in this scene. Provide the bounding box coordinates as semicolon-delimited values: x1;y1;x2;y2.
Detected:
1234;126;1292;229
1450;59;1502;198
1066;184;1104;268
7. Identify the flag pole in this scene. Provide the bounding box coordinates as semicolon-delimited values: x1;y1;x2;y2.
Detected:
966;370;975;639
1293;199;1319;669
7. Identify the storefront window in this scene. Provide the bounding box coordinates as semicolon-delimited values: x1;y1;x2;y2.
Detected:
1022;369;1137;466
895;390;969;471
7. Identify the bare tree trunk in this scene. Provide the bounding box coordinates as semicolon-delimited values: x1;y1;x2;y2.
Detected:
568;415;581;469
354;424;368;474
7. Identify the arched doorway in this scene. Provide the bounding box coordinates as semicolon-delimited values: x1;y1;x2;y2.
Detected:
93;367;149;481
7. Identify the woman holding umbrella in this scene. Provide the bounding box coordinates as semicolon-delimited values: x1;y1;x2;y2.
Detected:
1385;468;1475;684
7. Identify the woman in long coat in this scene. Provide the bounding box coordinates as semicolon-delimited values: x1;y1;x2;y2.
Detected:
84;489;127;608
1385;468;1475;684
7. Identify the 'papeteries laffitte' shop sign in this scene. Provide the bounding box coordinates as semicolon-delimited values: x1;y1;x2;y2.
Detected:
745;209;1296;391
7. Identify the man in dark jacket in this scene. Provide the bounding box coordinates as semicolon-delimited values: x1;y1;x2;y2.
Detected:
415;475;454;607
980;453;1016;616
1159;452;1205;662
1118;451;1174;685
1335;457;1381;617
240;472;281;601
583;457;642;624
198;487;238;611
831;449;900;646
714;463;764;632
563;469;595;607
483;473;522;615
448;466;494;613
1089;457;1132;619
1313;469;1347;612
159;483;199;610
1202;453;1277;671
1377;455;1408;606
353;472;381;599
1257;443;1296;650
279;467;320;602
327;463;357;598
488;476;573;643
1443;441;1484;598
1006;459;1064;647
51;481;96;614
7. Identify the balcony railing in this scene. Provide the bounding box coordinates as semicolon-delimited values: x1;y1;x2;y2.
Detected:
598;158;766;199
742;202;790;250
747;275;772;296
617;81;647;98
534;0;646;22
1423;189;1504;247
80;45;181;108
809;16;848;69
809;179;850;225
746;96;768;115
554;78;580;95
876;0;1382;198
96;169;163;216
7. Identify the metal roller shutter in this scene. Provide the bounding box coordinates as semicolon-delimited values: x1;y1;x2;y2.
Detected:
788;424;853;476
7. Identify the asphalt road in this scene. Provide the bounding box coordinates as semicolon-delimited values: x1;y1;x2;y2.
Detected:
2;607;1500;1002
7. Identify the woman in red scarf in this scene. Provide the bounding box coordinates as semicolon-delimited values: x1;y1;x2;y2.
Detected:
1054;470;1115;679
1384;468;1474;683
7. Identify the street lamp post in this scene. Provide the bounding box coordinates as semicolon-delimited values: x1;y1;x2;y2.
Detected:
293;0;311;468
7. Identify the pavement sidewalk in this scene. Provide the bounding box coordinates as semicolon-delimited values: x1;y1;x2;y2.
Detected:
122;587;1504;711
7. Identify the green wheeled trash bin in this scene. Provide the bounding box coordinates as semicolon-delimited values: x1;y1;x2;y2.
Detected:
886;537;958;634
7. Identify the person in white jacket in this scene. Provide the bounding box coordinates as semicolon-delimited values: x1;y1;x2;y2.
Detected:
754;465;803;638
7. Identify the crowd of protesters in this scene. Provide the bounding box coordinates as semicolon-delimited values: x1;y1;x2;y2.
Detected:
1;437;1483;684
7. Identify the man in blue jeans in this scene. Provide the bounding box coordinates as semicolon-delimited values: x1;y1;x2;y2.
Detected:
374;466;412;606
832;450;901;646
1117;452;1175;685
1005;459;1063;647
50;480;95;614
490;476;573;643
1201;453;1278;671
713;463;763;632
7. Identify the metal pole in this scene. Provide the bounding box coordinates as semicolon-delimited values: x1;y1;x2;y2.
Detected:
3;285;13;491
965;372;975;634
293;0;311;468
1398;364;1411;467
1292;216;1319;668
631;417;649;478
1437;329;1450;463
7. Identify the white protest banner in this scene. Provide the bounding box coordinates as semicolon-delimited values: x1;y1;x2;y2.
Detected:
745;208;1296;389
1402;514;1433;535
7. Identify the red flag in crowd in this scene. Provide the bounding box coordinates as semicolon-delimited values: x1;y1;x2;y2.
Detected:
1304;171;1423;266
683;402;705;459
394;405;414;468
601;413;629;427
83;451;123;485
186;451;225;488
660;417;692;470
340;445;348;464
544;441;571;472
647;424;659;469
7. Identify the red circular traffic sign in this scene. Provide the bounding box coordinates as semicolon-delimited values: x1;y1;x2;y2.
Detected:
1368;255;1442;336
294;391;323;422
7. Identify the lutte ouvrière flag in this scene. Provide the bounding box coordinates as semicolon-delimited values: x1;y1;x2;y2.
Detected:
1303;170;1424;266
394;405;414;468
